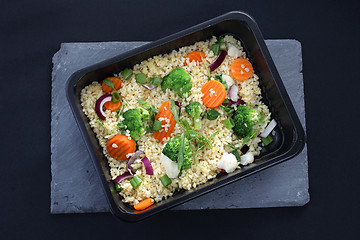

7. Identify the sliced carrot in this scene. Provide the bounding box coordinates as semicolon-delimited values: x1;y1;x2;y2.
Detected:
153;101;176;143
106;134;136;160
104;99;121;112
184;51;206;66
102;77;122;94
134;198;154;210
201;80;226;109
230;58;253;81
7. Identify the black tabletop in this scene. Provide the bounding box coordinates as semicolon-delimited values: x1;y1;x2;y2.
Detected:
1;0;359;239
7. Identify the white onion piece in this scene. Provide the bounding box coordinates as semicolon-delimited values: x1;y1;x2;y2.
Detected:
141;157;153;175
95;94;112;120
160;153;179;178
227;43;242;58
114;172;132;183
222;74;235;87
142;84;156;90
240;152;254;165
259;119;277;138
228;84;239;102
217;152;238;173
127;150;143;175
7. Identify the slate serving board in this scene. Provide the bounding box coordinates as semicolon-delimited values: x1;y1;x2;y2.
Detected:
50;40;309;213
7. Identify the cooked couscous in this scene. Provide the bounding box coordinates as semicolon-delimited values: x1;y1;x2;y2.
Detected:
80;35;273;208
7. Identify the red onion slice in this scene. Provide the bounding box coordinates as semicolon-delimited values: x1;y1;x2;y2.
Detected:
95;94;112;120
209;50;227;71
222;98;245;106
259;119;277;138
142;84;156;90
228;84;239;102
114;172;132;183
141;157;153;175
127;150;143;175
174;101;182;108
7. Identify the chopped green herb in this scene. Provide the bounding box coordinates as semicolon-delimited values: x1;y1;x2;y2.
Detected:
201;55;211;80
224;118;235;129
170;99;180;123
206;109;220;120
193;145;204;169
135;73;147;84
181;119;191;130
103;79;121;104
114;183;122;192
116;109;121;119
97;119;117;135
137;99;159;114
230;150;241;162
226;143;240;150
121;68;132;80
185;129;212;148
97;119;108;134
214;73;228;90
153;120;162;131
261;135;273;146
219;104;235;115
112;91;120;103
211;44;221;56
137;99;147;105
130;176;142;189
160;174;172;187
192;130;220;170
103;79;116;90
211;36;224;56
149;77;162;86
177;133;186;171
209;130;221;140
214;73;222;82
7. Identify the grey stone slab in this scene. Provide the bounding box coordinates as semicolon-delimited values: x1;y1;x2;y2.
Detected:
51;40;309;214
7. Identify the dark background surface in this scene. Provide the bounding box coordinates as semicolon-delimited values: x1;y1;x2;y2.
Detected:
1;0;359;239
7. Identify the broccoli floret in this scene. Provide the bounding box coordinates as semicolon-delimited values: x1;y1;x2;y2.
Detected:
161;67;192;98
123;108;149;141
232;105;262;139
185;102;202;130
162;135;193;170
138;107;150;120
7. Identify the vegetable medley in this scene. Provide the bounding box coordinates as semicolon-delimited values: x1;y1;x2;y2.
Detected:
80;35;277;211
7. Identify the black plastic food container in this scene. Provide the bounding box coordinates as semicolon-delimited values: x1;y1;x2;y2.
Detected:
66;11;305;222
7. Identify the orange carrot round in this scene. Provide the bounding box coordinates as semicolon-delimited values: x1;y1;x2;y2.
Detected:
106;134;136;160
134;198;154;210
102;77;122;93
230;58;253;81
184;51;206;66
104;99;121;112
201;80;226;109
153;101;176;143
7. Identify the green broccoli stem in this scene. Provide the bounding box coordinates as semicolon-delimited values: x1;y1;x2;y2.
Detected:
193;117;201;130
